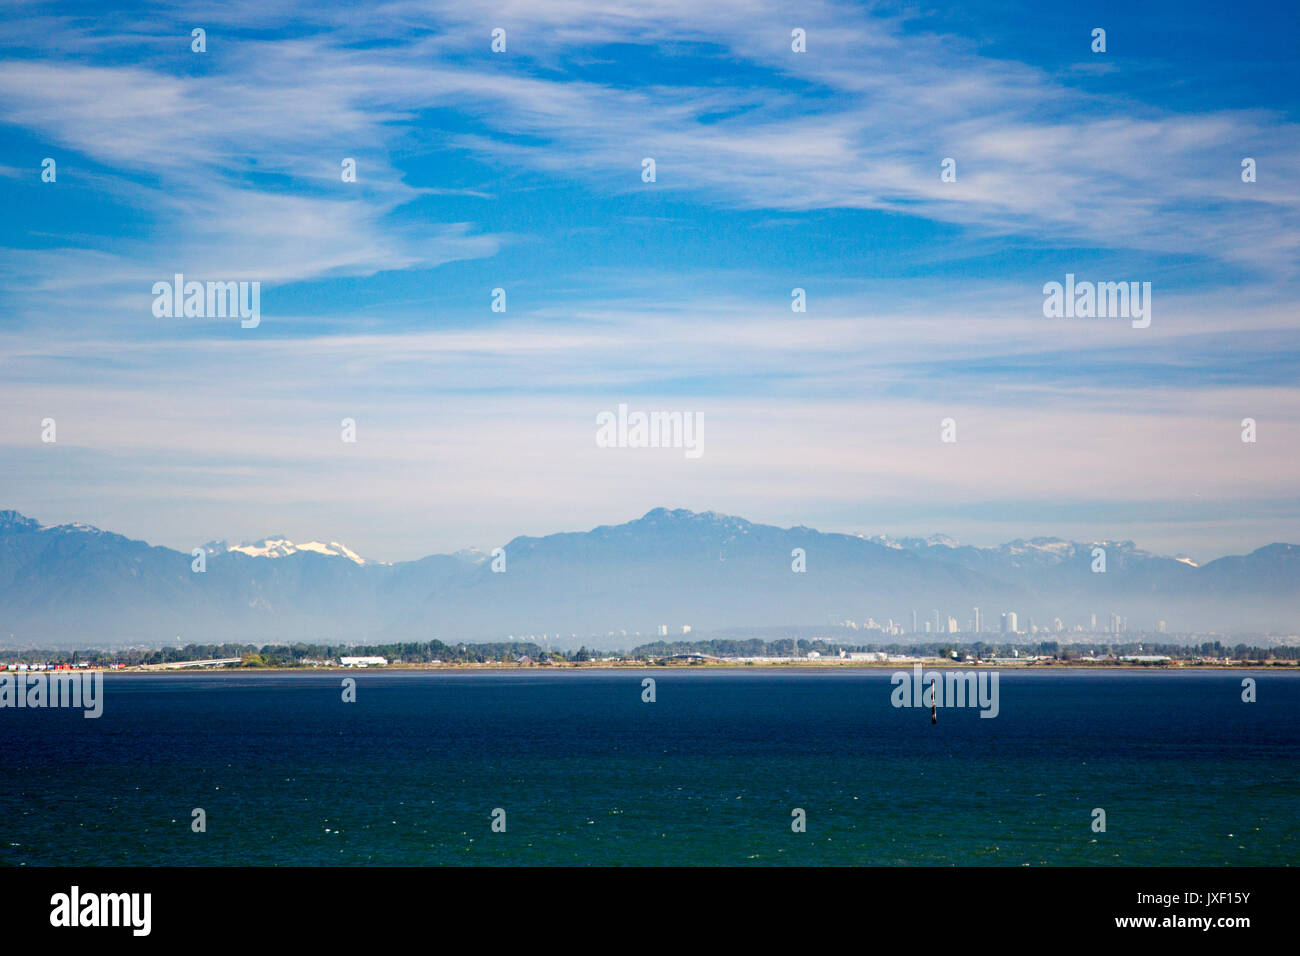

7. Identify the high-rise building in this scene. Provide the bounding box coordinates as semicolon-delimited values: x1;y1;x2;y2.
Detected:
911;609;917;633
973;606;981;633
933;610;942;634
1006;611;1018;634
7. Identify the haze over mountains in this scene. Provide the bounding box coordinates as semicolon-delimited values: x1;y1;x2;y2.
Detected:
1;507;1297;650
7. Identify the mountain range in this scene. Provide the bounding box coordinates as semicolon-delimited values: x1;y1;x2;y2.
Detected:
1;507;1297;649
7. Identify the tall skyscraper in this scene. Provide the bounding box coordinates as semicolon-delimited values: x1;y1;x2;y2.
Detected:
973;606;981;633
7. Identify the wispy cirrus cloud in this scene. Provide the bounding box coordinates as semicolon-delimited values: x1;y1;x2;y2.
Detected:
4;0;1298;282
0;0;1297;558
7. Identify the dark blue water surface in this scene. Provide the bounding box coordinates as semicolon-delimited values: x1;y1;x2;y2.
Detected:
1;669;1296;865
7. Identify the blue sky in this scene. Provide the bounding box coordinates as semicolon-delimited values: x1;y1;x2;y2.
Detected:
1;0;1298;561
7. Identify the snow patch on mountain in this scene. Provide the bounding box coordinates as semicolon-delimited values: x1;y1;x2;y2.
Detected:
860;533;961;550
227;537;367;565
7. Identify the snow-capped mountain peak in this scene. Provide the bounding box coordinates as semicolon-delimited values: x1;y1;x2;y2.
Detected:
227;537;367;565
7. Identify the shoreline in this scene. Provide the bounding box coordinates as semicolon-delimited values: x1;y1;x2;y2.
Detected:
82;659;1292;675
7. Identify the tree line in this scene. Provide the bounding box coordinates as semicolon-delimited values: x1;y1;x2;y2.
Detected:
2;636;1296;666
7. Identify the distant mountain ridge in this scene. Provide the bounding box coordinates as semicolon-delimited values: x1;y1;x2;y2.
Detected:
0;507;1297;649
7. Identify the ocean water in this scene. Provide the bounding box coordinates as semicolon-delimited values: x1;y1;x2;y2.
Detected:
1;669;1296;866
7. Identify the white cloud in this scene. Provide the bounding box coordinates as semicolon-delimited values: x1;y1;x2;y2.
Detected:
1;0;1297;557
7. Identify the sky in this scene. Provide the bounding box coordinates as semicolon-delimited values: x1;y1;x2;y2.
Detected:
0;0;1298;563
